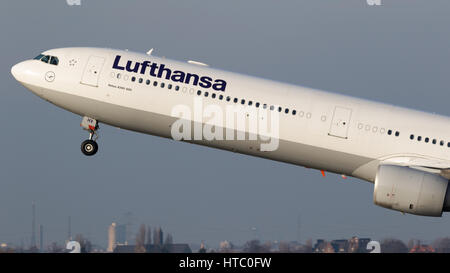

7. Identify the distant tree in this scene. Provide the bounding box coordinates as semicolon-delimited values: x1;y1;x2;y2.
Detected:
295;244;312;253
278;241;290;253
323;242;335;253
49;242;63;253
198;241;207;253
304;239;313;253
433;237;450;253
29;246;39;253
75;234;92;253
0;247;14;253
135;224;146;253
380;238;408;253
219;241;234;253
263;241;272;252
243;240;271;253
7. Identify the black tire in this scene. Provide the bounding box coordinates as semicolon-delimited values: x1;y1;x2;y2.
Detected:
81;140;98;156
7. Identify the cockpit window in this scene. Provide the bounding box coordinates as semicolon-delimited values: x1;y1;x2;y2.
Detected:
34;54;44;60
40;55;50;63
50;56;59;66
33;54;59;66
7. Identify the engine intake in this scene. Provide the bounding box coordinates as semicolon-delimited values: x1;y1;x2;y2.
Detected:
374;164;450;217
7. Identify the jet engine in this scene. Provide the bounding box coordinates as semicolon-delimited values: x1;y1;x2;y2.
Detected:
374;164;450;216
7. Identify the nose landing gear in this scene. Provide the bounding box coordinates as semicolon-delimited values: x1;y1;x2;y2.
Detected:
80;116;99;156
81;139;98;156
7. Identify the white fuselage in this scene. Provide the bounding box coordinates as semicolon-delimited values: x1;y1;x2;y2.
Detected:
11;47;450;183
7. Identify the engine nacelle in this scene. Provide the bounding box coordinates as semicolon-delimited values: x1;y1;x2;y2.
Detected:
374;165;450;217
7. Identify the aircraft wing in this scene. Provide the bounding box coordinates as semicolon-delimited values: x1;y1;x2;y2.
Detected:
381;156;450;179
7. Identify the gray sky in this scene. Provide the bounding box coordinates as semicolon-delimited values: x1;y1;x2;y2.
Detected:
1;0;450;249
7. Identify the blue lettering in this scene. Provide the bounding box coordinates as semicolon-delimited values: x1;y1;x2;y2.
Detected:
111;55;227;91
112;55;124;70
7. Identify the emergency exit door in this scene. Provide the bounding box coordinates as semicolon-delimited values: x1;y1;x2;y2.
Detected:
328;106;352;139
81;55;105;87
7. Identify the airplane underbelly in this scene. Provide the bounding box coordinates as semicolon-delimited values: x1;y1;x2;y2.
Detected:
38;86;374;180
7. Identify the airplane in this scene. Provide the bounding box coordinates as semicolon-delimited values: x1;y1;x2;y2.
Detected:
10;47;450;217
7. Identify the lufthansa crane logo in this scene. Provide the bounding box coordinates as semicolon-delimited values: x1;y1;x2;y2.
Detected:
45;71;55;82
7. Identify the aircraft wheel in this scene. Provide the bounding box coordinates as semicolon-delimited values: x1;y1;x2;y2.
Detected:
81;139;98;156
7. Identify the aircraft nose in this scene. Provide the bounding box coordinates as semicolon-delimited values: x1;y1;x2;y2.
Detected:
11;60;38;83
11;61;26;81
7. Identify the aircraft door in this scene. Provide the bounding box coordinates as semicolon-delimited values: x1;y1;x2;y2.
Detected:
81;55;105;87
328;106;352;139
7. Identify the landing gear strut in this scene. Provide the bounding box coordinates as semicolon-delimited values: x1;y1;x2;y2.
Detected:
80;116;99;156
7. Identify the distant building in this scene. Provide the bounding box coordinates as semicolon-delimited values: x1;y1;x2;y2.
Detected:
116;224;127;245
314;237;371;253
107;223;116;252
409;244;435;253
330;239;348;253
313;240;334;253
39;225;44;252
114;243;191;253
154;227;163;246
347;237;371;253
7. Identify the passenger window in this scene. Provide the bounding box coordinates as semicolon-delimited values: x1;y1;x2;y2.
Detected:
241;99;245;105
285;108;289;114
233;98;238;103
146;79;150;85
432;139;437;144
139;78;143;83
410;134;414;140
292;110;297;115
50;56;59;65
175;85;180;91
219;95;223;100
204;91;209;97
212;93;216;99
41;55;50;63
395;131;400;137
418;136;422;141
425;137;429;143
440;140;444;146
256;102;260;108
